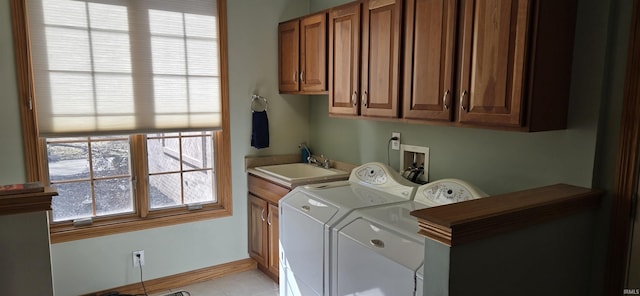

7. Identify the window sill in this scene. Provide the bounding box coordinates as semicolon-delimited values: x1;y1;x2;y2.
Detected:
50;205;232;243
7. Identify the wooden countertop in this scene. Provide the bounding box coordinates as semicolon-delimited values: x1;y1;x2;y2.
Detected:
410;183;603;246
0;187;58;216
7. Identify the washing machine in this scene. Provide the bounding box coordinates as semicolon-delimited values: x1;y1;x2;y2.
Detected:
331;179;487;296
279;162;419;296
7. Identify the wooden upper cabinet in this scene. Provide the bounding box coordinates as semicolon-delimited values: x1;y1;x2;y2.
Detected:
300;14;327;92
279;13;328;94
325;0;575;130
457;0;529;127
456;0;576;131
403;0;576;131
329;2;361;116
360;0;402;118
278;20;300;93
403;0;457;121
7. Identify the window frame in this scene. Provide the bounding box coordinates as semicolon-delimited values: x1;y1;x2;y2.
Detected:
45;135;136;221
10;0;232;243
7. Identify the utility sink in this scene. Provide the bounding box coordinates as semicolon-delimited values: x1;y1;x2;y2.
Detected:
254;163;349;184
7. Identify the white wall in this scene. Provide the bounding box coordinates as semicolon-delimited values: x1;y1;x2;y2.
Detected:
0;0;312;295
0;212;55;295
0;0;26;184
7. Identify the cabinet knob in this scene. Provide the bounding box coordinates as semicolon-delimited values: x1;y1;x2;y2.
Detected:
293;72;297;83
443;90;450;110
300;71;304;82
460;90;468;112
260;208;266;222
351;91;358;106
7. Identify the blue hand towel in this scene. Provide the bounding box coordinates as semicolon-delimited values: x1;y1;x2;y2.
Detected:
251;111;269;149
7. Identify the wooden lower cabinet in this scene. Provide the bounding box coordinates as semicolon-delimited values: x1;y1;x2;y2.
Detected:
248;194;268;267
248;174;290;282
267;203;280;277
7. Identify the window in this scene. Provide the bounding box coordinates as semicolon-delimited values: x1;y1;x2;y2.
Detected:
10;0;231;243
147;132;216;209
47;136;134;222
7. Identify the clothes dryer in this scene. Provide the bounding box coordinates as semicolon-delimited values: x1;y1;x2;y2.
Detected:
331;179;487;296
279;162;418;296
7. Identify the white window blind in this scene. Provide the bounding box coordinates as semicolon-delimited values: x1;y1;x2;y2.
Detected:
27;0;221;137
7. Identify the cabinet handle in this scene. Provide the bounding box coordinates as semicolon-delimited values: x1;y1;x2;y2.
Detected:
300;71;304;82
460;90;468;112
443;90;450;110
351;91;358;106
260;208;265;222
293;72;297;83
362;91;368;107
267;211;272;226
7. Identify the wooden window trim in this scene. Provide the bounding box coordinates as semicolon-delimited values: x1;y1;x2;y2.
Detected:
606;0;640;293
10;0;41;182
10;0;232;244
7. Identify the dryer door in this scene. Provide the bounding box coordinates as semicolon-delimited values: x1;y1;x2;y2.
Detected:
280;192;338;296
335;217;423;296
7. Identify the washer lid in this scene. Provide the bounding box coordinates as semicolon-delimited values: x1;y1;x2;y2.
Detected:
414;178;488;207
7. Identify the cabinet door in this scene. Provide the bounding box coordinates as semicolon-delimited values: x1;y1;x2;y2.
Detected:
361;0;401;118
329;2;361;116
279;20;300;93
402;0;456;121
300;13;327;93
267;203;280;277
457;0;530;127
248;194;268;267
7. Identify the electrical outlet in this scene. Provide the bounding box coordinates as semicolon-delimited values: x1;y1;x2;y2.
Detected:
133;250;145;268
391;132;401;150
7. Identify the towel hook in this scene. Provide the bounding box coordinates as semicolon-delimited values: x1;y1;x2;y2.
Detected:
251;94;268;112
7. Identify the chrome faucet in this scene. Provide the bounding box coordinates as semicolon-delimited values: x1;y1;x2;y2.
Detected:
299;143;330;168
309;154;330;169
322;155;330;169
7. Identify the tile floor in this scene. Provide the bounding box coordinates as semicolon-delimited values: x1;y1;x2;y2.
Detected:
150;269;279;296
